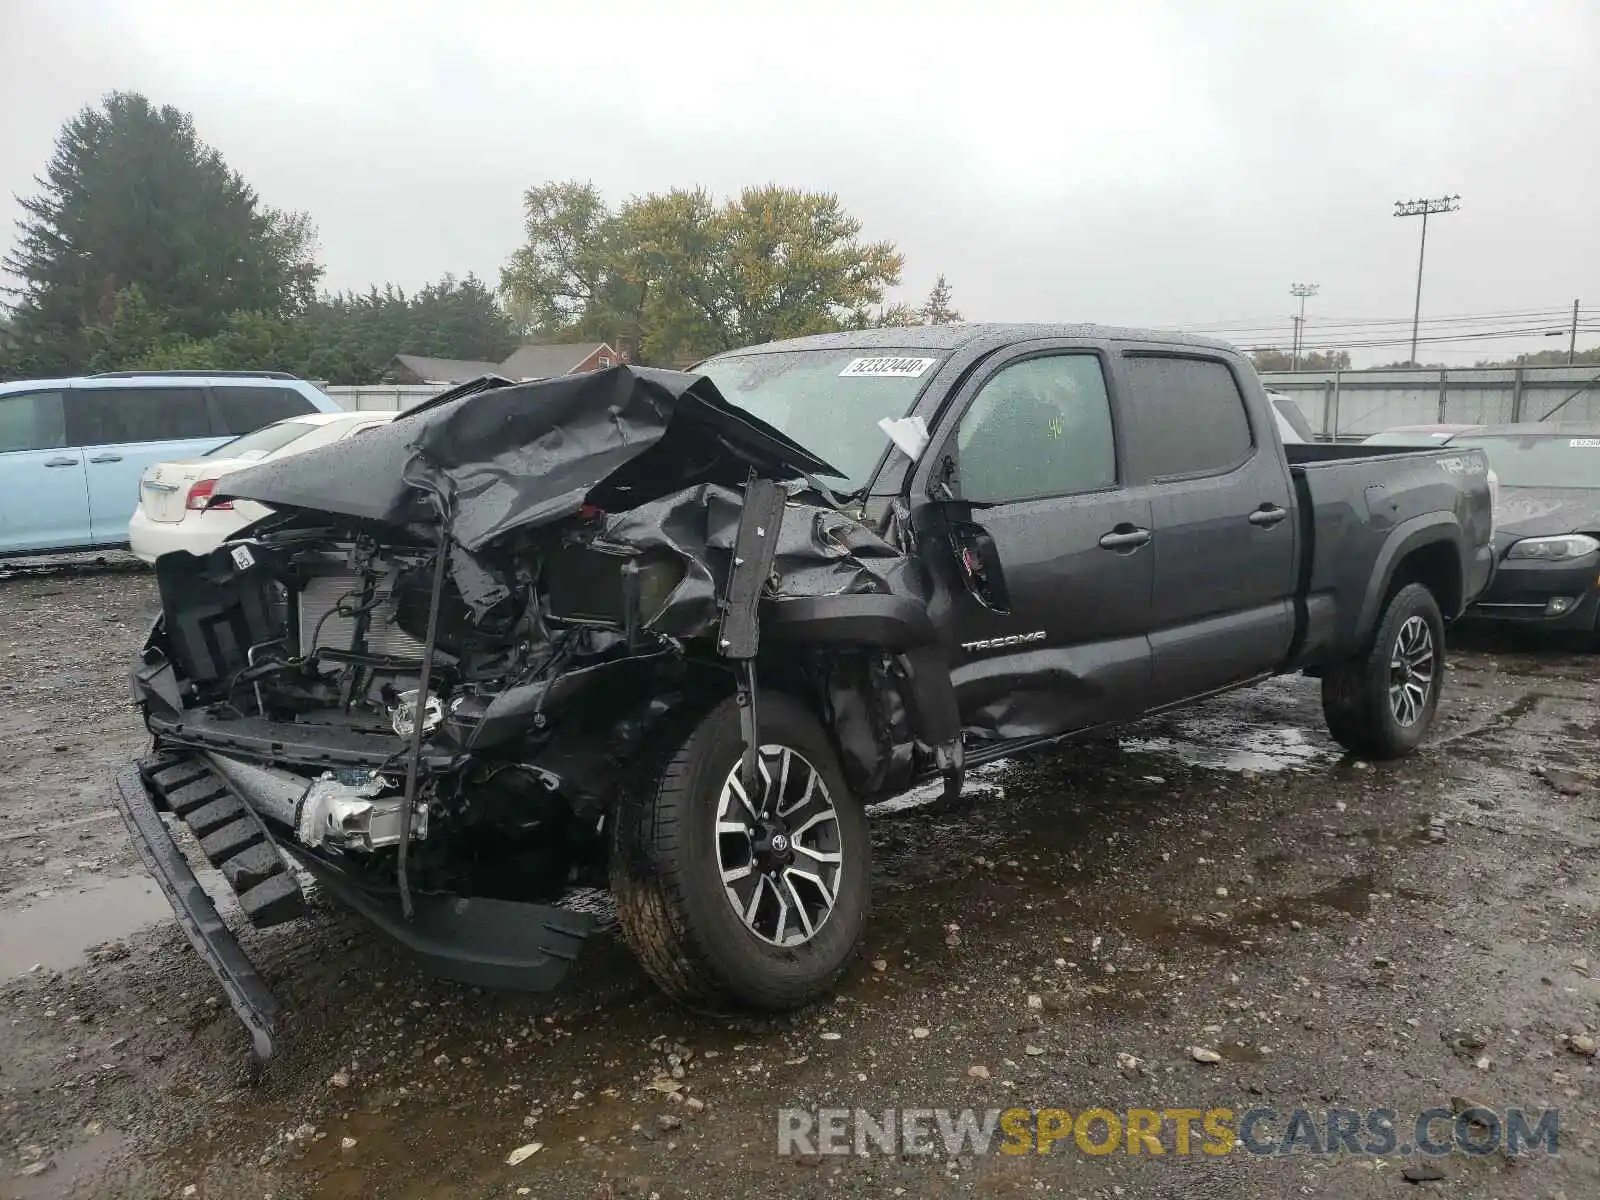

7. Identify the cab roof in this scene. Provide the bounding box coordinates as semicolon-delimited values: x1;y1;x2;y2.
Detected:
704;322;1238;359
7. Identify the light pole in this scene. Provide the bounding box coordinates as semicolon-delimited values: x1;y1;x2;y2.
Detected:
1290;282;1319;369
1393;194;1461;366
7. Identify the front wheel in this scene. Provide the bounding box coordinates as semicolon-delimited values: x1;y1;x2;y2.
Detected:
610;692;870;1011
1321;582;1446;760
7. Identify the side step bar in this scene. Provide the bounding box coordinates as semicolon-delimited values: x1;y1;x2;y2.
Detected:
110;765;281;1063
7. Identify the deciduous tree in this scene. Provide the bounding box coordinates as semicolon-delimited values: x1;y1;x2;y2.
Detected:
501;181;904;365
1249;348;1351;372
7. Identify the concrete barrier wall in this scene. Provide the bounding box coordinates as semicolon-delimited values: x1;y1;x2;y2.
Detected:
1261;366;1600;440
322;385;440;412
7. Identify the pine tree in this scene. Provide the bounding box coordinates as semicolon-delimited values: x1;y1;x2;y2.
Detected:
1;92;320;375
920;274;962;324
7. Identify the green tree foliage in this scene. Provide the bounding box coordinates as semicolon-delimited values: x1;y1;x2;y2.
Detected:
920;274;962;324
21;273;517;384
1;92;320;376
1249;348;1352;372
501;181;904;364
863;303;922;328
1474;346;1600;367
286;274;517;381
499;181;640;344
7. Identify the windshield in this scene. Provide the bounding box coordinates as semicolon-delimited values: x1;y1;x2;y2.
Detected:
698;349;947;489
205;418;322;460
1449;435;1600;489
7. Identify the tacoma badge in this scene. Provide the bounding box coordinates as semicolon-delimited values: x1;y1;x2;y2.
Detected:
961;630;1047;653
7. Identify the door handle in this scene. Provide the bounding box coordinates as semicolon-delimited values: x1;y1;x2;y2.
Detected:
1248;504;1288;527
88;453;123;464
43;456;79;468
1098;526;1152;550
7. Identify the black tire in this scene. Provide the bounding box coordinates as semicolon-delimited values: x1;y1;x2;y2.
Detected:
1321;582;1446;760
610;692;870;1011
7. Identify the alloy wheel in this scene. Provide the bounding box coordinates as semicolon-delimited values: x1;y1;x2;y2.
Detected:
714;745;843;947
1388;614;1436;727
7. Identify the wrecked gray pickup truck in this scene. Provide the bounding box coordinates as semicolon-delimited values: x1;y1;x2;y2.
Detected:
113;324;1493;1062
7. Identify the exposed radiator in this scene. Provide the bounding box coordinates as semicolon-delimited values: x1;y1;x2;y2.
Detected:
298;572;426;660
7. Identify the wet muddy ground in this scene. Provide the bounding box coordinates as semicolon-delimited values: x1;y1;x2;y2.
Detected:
0;563;1597;1199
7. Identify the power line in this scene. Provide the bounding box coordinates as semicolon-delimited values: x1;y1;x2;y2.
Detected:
1247;323;1600;354
1190;309;1584;334
1269;328;1600;352
1175;306;1587;337
1179;306;1574;329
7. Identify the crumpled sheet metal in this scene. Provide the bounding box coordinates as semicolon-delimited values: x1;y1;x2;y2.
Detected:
213;367;839;552
601;482;923;638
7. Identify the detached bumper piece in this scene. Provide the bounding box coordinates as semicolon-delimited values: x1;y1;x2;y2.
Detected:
110;762;285;1064
113;751;599;1064
287;850;595;992
139;753;307;926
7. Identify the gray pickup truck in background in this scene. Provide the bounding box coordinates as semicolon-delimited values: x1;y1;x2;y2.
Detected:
113;323;1495;1061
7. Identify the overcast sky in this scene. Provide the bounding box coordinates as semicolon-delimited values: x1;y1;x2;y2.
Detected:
3;0;1597;363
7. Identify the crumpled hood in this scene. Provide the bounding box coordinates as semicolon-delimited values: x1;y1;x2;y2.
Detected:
212;366;841;551
1493;487;1600;548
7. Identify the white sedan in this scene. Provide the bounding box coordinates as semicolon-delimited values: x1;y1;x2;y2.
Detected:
129;411;397;563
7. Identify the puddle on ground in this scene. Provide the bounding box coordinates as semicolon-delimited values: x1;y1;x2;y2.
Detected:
866;759;1012;816
0;866;234;980
1117;902;1238;950
1217;1043;1265;1064
1125;720;1325;773
0;874;173;978
1241;871;1434;928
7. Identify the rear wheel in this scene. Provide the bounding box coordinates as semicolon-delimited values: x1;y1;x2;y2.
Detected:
610;693;870;1010
1321;583;1445;760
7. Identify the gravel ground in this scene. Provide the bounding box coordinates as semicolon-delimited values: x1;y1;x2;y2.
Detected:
0;562;1597;1199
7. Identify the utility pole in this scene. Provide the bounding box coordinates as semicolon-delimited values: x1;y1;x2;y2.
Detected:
1570;298;1580;366
1290;282;1319;369
1393;195;1460;366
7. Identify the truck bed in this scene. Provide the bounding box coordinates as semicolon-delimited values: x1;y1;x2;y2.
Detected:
1284;442;1457;466
1284;442;1494;670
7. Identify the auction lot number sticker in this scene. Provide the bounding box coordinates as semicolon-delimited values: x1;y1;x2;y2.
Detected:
839;357;937;378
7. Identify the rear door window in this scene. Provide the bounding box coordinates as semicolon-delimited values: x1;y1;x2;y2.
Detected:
66;387;212;446
213;385;317;435
1120;355;1255;481
0;390;68;453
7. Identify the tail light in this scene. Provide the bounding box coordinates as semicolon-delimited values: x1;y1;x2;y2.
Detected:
186;478;234;512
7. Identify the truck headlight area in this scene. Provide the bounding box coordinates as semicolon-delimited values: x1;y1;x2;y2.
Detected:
1505;534;1600;561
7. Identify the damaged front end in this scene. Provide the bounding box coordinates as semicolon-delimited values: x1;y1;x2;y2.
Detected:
114;366;962;1062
